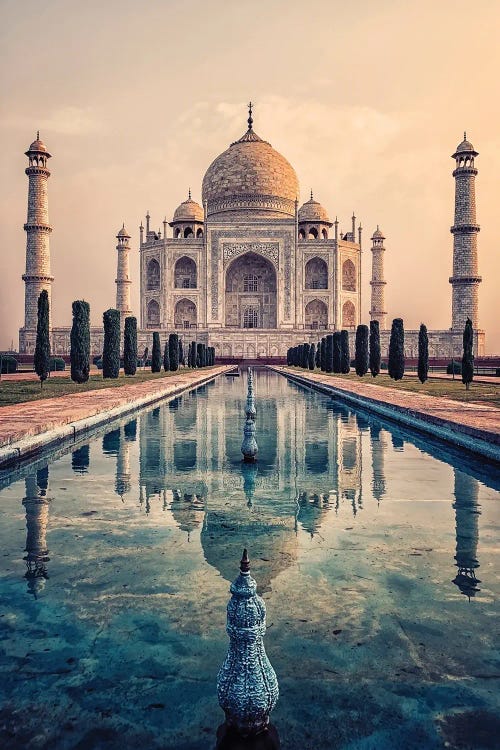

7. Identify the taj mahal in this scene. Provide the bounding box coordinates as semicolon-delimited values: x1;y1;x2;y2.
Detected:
18;105;485;358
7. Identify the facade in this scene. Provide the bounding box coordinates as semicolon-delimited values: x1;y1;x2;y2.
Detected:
19;117;485;357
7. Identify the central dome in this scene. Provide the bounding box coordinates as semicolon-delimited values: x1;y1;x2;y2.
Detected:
202;119;299;218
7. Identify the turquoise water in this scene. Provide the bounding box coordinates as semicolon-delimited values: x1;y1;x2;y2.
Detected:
0;369;499;749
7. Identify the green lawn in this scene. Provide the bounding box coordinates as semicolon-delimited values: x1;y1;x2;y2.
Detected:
289;369;500;408
0;369;190;407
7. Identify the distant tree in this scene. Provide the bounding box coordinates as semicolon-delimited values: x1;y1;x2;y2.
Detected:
308;343;316;370
142;346;149;370
388;318;405;381
123;316;137;376
102;308;120;379
151;332;162;372
70;300;90;383
355;324;369;377
178;339;184;366
340;330;350;374
34;290;51;388
332;332;342;373
417;323;429;384
301;343;310;368
369;320;381;377
286;348;292;366
163;340;170;372
210;346;216;365
325;335;333;373
315;342;321;368
190;341;197;368
168;333;179;371
462;317;474;390
320;338;326;371
187;344;192;368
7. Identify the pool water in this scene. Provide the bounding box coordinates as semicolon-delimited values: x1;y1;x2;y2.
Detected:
0;369;498;749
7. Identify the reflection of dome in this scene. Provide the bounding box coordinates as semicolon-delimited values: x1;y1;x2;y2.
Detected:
298;193;331;224
172;193;204;223
171;492;205;537
297;492;332;536
202;115;299;218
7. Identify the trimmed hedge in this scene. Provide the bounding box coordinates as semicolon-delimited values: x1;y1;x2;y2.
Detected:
49;357;66;371
123;316;137;376
1;355;18;374
103;308;121;379
70;300;90;383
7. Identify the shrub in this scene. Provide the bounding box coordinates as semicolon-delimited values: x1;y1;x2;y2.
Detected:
462;317;474;390
163;341;170;372
388;318;405;381
34;290;51;387
355;325;369;377
369;320;381;377
49;357;66;371
151;332;162;372
103;308;120;378
417;323;429;384
340;330;350;374
1;355;18;374
70;300;90;383
168;333;179;371
447;361;462;375
123;316;137;376
332;332;341;373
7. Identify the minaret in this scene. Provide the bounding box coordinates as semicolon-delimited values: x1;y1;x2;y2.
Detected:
115;224;133;318
369;226;387;329
450;133;481;330
22;133;54;339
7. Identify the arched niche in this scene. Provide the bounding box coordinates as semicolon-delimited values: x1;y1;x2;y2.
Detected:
225;251;277;328
174;298;197;329
342;300;356;328
342;259;356;291
305;257;328;289
174;256;197;288
305;299;328;329
147;299;160;327
147;258;160;290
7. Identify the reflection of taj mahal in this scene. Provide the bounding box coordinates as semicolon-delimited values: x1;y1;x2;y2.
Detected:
18;108;485;356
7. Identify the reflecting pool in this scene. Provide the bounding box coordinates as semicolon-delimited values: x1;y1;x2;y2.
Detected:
0;370;499;749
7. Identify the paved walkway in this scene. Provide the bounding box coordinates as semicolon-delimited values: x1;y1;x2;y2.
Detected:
0;366;231;465
271;366;500;461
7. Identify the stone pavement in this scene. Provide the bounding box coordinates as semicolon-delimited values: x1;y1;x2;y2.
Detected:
271;366;500;462
0;366;231;466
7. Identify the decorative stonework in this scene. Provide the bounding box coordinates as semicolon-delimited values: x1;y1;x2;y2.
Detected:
223;242;279;266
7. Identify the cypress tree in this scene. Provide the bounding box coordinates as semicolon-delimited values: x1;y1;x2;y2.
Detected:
325;335;333;373
34;290;51;387
70;300;90;383
142;346;149;370
151;332;162;372
340;330;350;374
123;316;137;376
211;346;216;365
315;342;321;368
417;323;429;384
102;308;120;379
178;339;184;366
308;342;316;370
163;340;170;372
196;342;203;367
187;344;192;368
388;318;405;381
286;348;291;365
355;324;369;377
190;341;197;368
462;317;474;390
332;332;342;373
369;320;381;377
169;332;179;371
302;343;310;368
320;338;326;371
202;344;208;367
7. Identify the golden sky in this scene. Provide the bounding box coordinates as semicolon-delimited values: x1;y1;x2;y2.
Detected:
1;0;499;352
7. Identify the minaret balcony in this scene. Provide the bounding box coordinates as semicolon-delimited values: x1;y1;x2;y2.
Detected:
24;222;52;233
450;224;480;234
449;276;482;285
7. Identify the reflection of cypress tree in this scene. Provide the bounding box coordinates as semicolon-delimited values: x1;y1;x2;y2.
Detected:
23;470;51;598
72;445;90;474
370;425;386;504
102;428;120;456
115;427;131;499
452;468;481;599
124;419;137;442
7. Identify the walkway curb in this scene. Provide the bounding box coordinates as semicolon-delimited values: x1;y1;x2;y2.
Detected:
0;367;231;469
270;367;500;463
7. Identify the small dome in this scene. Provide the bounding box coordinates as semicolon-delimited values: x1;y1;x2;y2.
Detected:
117;223;130;238
372;225;385;240
172;193;204;223
453;133;478;157
298;192;331;224
25;132;51;158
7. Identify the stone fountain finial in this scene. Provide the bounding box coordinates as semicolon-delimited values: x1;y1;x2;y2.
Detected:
217;549;279;737
241;418;258;462
245;368;256;420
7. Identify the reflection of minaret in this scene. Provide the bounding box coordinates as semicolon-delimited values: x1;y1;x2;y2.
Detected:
23;467;50;598
115;427;131;499
337;413;362;514
297;492;332;537
452;468;481;599
370;425;387;504
170;491;205;541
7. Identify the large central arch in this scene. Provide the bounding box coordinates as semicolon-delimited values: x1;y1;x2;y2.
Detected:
224;251;277;328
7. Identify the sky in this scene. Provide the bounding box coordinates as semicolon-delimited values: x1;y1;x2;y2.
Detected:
1;0;499;352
